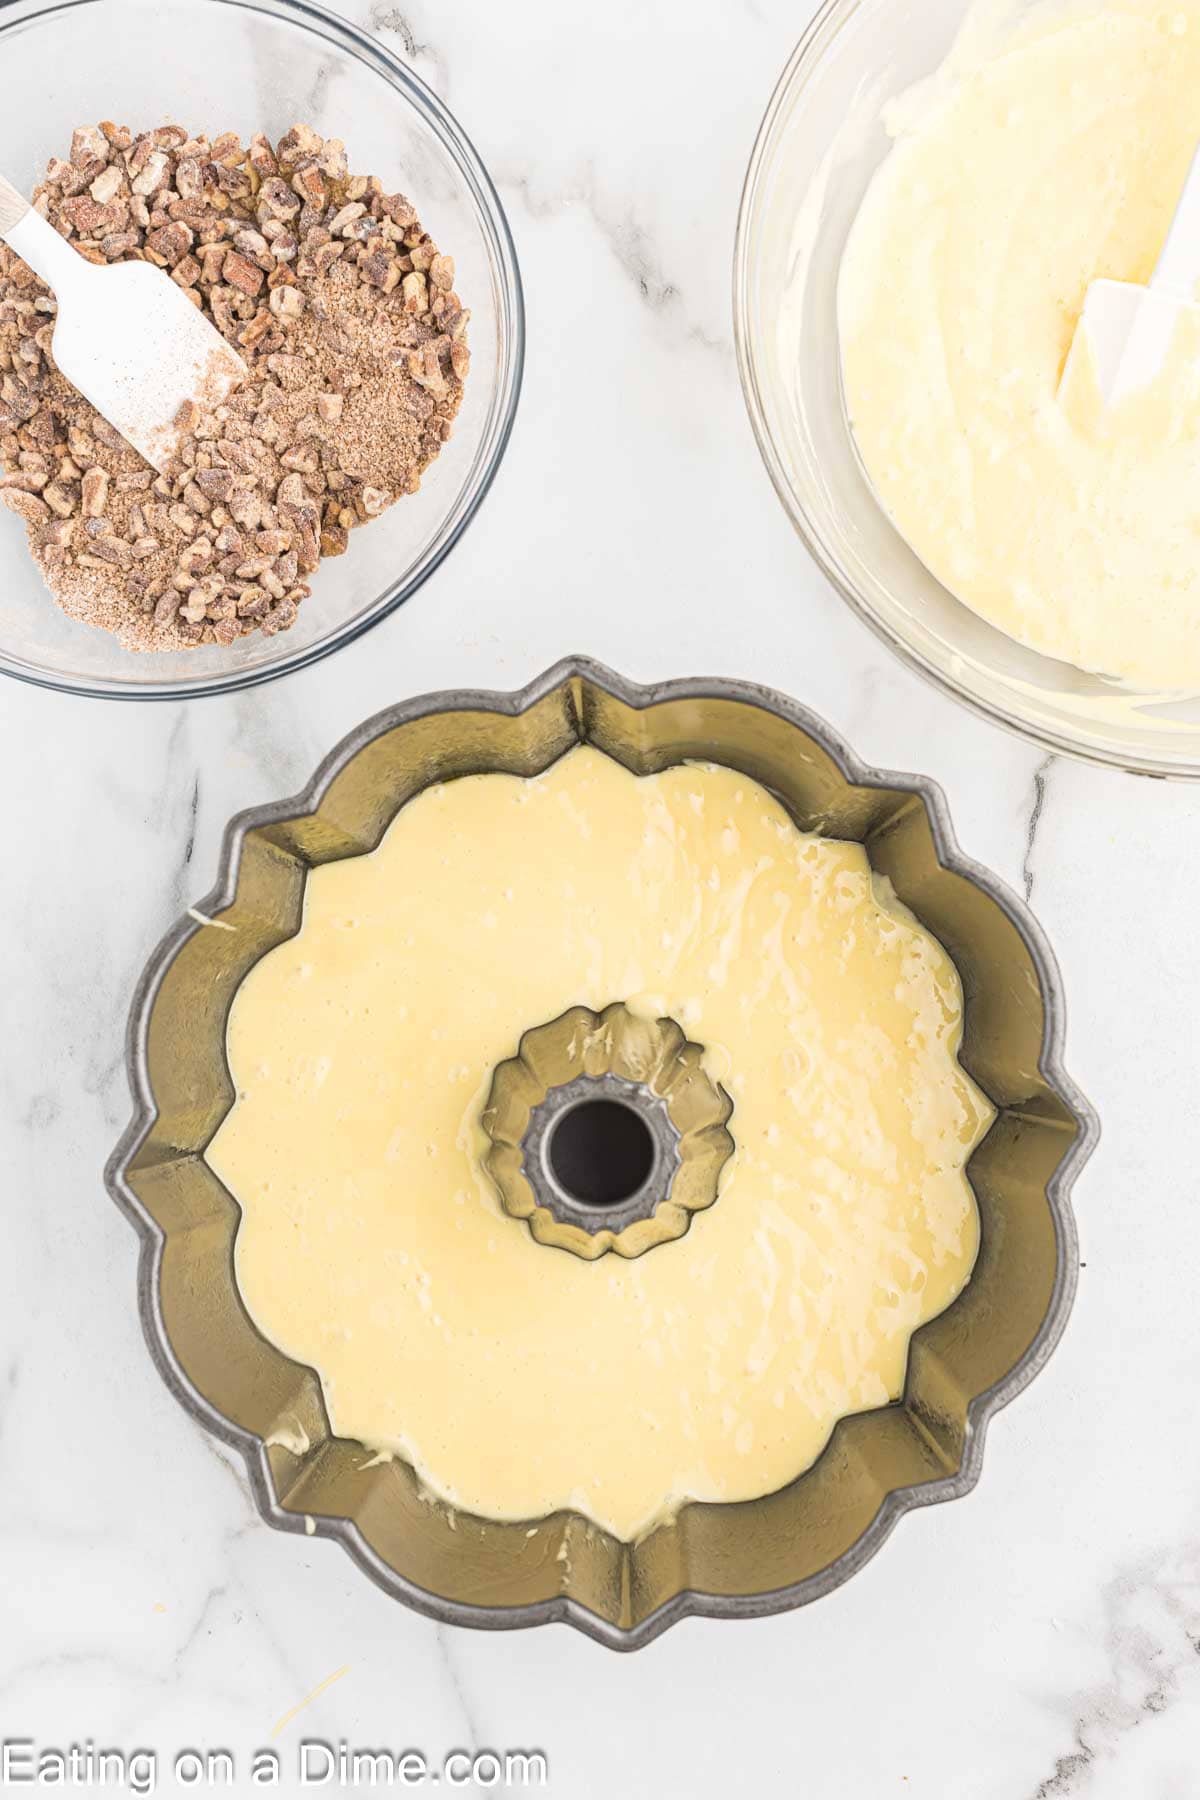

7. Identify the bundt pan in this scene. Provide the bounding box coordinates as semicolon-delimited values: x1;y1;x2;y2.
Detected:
105;657;1097;1649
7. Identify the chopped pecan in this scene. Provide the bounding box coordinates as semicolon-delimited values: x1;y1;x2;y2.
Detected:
380;191;418;228
291;164;326;209
42;480;76;517
4;117;465;652
429;253;455;292
328;201;367;237
1;487;49;523
362;251;400;293
268;285;304;321
248;134;278;181
175;157;204;201
146;221;194;266
131;150;169;197
71;124;109;166
100;231;140;260
80;466;109;517
277;123;323;163
222;249;264;296
61;195;117;234
89;166;125;206
400;270;427;312
195;466;233;502
257;176;300;219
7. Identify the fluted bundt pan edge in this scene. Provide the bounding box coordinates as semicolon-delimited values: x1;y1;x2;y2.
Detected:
105;657;1098;1649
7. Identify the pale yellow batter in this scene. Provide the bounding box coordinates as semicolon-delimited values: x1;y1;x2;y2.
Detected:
839;0;1200;690
208;748;991;1541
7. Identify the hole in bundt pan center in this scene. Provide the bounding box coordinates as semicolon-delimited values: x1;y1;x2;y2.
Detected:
545;1097;656;1207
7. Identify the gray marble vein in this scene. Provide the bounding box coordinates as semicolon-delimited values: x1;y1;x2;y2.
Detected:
1034;1548;1200;1798
498;164;729;356
434;1625;487;1751
1023;753;1054;901
368;2;448;93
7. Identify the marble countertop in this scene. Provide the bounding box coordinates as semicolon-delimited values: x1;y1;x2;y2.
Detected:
3;2;1198;1795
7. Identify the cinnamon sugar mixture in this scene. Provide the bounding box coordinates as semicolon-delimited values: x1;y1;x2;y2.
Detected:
0;121;469;650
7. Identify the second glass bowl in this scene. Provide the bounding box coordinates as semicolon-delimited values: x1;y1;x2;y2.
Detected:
0;0;523;699
735;0;1200;778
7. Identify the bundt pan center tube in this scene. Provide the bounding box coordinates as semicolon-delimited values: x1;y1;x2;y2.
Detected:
105;658;1097;1650
483;1001;735;1260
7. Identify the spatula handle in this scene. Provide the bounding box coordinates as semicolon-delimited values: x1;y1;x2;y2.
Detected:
1;193;92;302
1153;144;1200;303
0;173;30;236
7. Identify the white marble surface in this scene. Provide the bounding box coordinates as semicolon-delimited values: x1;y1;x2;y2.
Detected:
3;2;1200;1795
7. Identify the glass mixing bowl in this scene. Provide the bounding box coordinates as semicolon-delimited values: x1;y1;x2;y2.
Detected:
0;0;523;699
735;0;1200;778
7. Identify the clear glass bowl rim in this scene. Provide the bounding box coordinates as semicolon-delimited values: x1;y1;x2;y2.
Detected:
0;0;525;702
732;0;1200;780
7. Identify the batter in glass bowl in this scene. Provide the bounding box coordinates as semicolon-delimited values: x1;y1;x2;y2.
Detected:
839;0;1200;689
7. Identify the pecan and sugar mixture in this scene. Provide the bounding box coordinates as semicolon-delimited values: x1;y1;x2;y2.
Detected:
0;121;469;650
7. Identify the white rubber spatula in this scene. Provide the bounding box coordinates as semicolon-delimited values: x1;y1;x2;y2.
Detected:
1061;144;1200;408
0;170;245;473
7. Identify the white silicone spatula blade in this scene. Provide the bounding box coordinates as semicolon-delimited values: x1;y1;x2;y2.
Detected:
1061;143;1200;408
0;171;246;473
